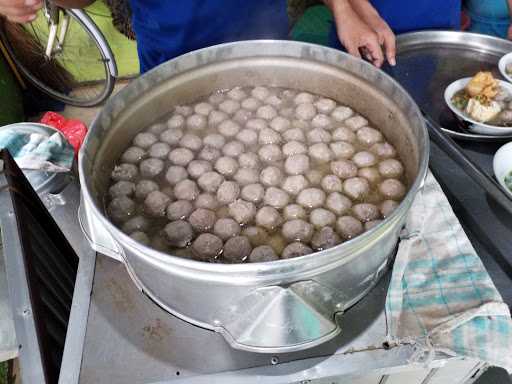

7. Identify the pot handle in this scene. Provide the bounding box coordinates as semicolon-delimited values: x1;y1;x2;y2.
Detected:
213;280;344;353
78;194;124;262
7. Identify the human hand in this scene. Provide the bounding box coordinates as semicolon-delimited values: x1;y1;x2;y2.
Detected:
508;24;512;40
0;0;42;23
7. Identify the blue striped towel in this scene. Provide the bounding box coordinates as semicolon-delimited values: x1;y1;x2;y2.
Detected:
386;171;512;371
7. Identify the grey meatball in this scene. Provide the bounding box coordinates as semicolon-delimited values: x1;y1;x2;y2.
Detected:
260;166;282;186
258;144;283;163
311;114;333;130
167;115;185;129
198;172;224;193
198;146;221;162
121;147;146;164
282;175;309;196
229;200;256;224
249;246;279;263
111;163;138;182
217;181;241;204
295;103;317;120
168;148;194;166
121;216;150;234
379;179;406;199
357;126;383;146
236;129;258;145
187;160;213;179
343;177;370;200
186;114;207;131
252;86;270;101
321;175;343;193
140;158;164;178
194;102;214;116
283;128;306;142
264;187;290;209
282;141;307;156
167;200;194;221
331;160;358;179
345;115;368;131
180;133;203;151
195;193;219;210
222;141;245;157
380;200;399;218
188;208;216;232
297;188;326;209
130;231;150;245
174;105;193;116
227;87;247;101
306;170;323;186
203;133;226;149
160;128;184;146
336;216;364;240
352;203;380;222
246;118;268;131
330;142;356;159
215;156;239;176
218;120;241;137
255;206;282;230
234;168;259;186
241;97;262;111
285;154;310;175
148;142;171;159
209;93;225;105
270;116;291;132
331;106;354;122
282;219;313;242
281;242;313;259
108;196;136;223
233;109;253;125
256;105;278;120
310;208;336;227
241;183;265;203
238;153;260;169
311;227;340;251
144;191;171;217
307;128;331;144
174;179;200;200
213;218;241;240
109;180;135;198
148;122;167;135
283;204;307;220
243;226;270;247
332;126;357;142
192;233;223;261
208;110;229;127
219;99;241;115
133;180;158;201
370;142;397;159
378;159;404;179
165;166;188;185
223;236;252;263
259;128;281;145
352;151;377;168
294;92;314;104
309;143;333;163
358;167;381;184
315;98;336;114
326;192;352;215
133;132;157;149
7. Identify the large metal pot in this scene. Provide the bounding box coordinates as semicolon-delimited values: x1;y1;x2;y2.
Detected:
79;41;428;353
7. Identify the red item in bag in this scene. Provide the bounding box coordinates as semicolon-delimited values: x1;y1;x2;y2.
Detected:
40;111;88;155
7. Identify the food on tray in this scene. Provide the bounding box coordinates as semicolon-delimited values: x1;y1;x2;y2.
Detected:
451;71;512;126
106;86;408;263
506;63;512;76
505;170;512;192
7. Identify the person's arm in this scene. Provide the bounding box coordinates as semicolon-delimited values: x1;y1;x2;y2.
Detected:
0;0;93;23
508;0;512;40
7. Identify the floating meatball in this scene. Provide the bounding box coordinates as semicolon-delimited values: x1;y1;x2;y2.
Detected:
219;99;240;115
315;98;336;114
160;128;184;146
217;181;240;204
150;234;170;253
283;204;307;220
195;193;219;210
180;133;203;151
222;141;245;157
370;142;396;159
148;123;167;135
265;94;283;107
282;219;313;242
331;106;353;122
144;191;171;217
345;115;368;131
111;163;138;182
122;216;150;234
343;177;370;200
194;102;214;116
379;179;406;199
174;105;193;116
218;120;240;137
198;146;221;162
204;133;226;149
238;153;260;169
259;128;281;145
169;148;194;166
311;114;333;130
135;180;159;201
258;144;283;162
311;227;340;251
133;132;157;149
330;142;356;159
246;118;267;131
236;129;258;145
214;156;238;177
223;236;252;263
282;175;309;196
241;183;265;203
187;160;212;179
264;187;290;209
352;203;380;222
251;86;270;101
270;116;291;132
326;192;352;215
209;93;225;105
309;143;333;163
243;226;270;247
268;234;287;255
167;200;194;220
282;242;313;259
378;159;404;179
307;128;331;144
109;180;135;198
285;154;310;175
174;179;200;200
148;142;171;159
336;216;364;240
229;200;256;224
108;196;136;223
297;188;326;209
260;166;283;187
249;246;279;263
331;160;358;179
306;169;323;186
129;231;150;245
121;147;146;164
282;141;307;156
186;114;207;131
213;218;241;240
234;168;259;186
256;105;278;120
283;128;306;142
332;126;356;142
358;167;381;184
140;158;164;178
165;166;188;186
233;109;253;124
198;171;224;193
321;175;343;193
241;97;262;111
294;92;314;104
227;87;247;101
312;207;337;227
365;220;383;231
189;208;216;232
296;103;317;120
208;110;228;127
167;115;185;129
255;206;283;230
192;233;223;261
352;151;377;168
380;200;399;218
357;126;384;146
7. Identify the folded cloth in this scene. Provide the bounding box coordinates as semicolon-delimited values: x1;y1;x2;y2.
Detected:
386;171;512;371
0;127;74;172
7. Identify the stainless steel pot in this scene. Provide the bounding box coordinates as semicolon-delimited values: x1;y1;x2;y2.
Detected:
78;41;428;353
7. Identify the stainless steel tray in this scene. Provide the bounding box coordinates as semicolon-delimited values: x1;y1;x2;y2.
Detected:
393;30;512;142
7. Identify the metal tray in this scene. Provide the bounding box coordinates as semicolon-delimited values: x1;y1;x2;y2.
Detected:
392;30;512;142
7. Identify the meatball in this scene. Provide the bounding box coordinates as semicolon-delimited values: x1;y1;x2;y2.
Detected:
108;196;136;223
294;92;315;104
270;116;291;132
295;103;317;120
330;142;356;159
321;175;343;193
198;146;221;162
282;242;313;259
219;99;240;115
160;128;184;146
109;180;135;198
282;141;307;156
249;246;279;263
307;128;331;144
370;142;397;159
168;148;194;166
282;219;313;242
164;220;194;248
229;200;256;224
192;233;223;261
352;203;380;222
188;208;216;232
331;160;358;179
311;227;340;251
195;193;219;210
345;115;368;131
358;167;381;184
251;86;270;101
378;159;404;179
209;93;224;105
241;183;265;203
315;98;336;114
234;168;259;186
380;200;399;218
336;216;364;240
311;114;333;130
194;102;214;116
198;172;224;193
186;114;207;131
260;166;283;187
150;235;170;253
256;105;278;120
148;123;167;135
379;179;406;199
133;180;157;201
217;181;240;204
357;126;384;146
285;154;310;175
259;128;281;145
174;105;193;116
204;134;226;150
246;118;268;131
258;144;283;163
309;143;333;163
306;170;323;186
223;236;252;263
283;205;306;222
215;156;239;177
264;187;290;209
243;226;270;247
236;129;258;145
297;188;326;209
122;216;150;235
283;128;306;142
218;120;241;137
222;141;245;157
352;151;377;168
133;132;157;149
148;142;171;159
266;94;283;107
282;175;309;196
233;109;253;125
111;163;138;182
174;179;200;200
310;208;336;228
165;165;188;186
121;147;146;164
326;192;352;215
166;200;194;221
343;177;370;200
144;191;171;217
208;110;228;127
331;106;354;122
241;97;262;111
140;158;164;178
187;160;213;179
332;126;357;142
227;87;247;101
213;218;241;240
238;153;260;169
179;134;202;152
255;206;282;230
167;115;185;130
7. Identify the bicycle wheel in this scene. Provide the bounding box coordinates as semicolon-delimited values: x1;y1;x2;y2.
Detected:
0;8;117;107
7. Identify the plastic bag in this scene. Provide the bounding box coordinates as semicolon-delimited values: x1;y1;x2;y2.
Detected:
40;111;88;155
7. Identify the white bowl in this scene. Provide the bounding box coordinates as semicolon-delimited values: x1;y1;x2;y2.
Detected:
499;52;512;83
444;77;512;136
493;141;512;199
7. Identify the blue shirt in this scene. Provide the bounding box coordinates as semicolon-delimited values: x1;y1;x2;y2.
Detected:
129;0;289;73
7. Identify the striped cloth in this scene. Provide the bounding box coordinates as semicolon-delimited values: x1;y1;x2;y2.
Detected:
386;171;512;372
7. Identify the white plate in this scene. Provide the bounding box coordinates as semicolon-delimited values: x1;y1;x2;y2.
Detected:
444;77;512;136
493;141;512;199
498;52;512;83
